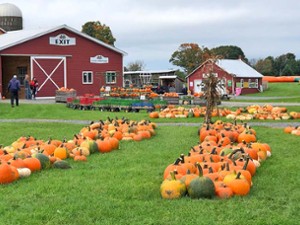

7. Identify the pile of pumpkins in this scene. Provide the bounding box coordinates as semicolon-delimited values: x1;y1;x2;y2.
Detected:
149;104;296;121
0;117;157;185
244;104;296;120
160;120;271;199
163;92;179;97
57;87;76;92
283;125;300;136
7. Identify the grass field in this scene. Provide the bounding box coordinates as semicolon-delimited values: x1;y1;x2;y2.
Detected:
0;82;300;224
252;82;300;97
231;82;300;102
0;122;299;225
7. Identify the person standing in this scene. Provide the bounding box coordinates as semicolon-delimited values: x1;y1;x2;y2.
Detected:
30;77;38;99
24;74;31;100
182;85;188;95
8;75;20;107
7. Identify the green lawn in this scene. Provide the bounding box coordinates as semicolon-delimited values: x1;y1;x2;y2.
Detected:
231;82;300;102
255;82;300;97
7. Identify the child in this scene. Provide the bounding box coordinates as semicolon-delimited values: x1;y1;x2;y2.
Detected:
30;77;38;99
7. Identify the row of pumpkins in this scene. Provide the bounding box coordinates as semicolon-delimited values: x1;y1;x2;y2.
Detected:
160;120;272;199
0;117;157;184
149;104;299;120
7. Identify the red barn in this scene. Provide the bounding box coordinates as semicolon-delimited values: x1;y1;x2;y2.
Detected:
0;24;126;99
186;59;264;95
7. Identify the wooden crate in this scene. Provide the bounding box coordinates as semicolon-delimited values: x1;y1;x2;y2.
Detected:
55;90;77;103
163;97;179;105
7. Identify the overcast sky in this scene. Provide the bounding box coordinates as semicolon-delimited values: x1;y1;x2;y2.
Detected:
2;0;300;70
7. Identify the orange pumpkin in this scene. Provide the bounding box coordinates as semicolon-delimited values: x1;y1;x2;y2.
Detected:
23;157;42;172
149;111;159;118
96;139;113;153
74;155;87;161
0;162;16;184
227;172;250;196
53;146;69;160
214;181;233;199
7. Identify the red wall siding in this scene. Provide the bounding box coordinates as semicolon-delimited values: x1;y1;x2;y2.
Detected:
1;28;123;96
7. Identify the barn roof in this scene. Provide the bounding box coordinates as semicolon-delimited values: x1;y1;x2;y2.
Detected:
0;24;127;55
186;59;263;78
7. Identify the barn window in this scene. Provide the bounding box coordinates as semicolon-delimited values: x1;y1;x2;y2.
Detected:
248;79;258;88
17;67;27;86
106;71;116;84
82;71;93;84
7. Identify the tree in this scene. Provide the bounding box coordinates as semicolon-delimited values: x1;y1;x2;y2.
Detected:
273;53;296;76
295;60;300;75
210;45;247;62
82;21;116;46
125;60;146;71
174;70;186;81
254;56;274;75
169;43;205;74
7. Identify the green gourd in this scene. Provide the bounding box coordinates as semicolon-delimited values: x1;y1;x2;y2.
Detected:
52;160;72;169
187;163;215;199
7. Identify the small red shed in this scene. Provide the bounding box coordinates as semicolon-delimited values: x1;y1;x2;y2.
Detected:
0;24;126;99
186;59;264;95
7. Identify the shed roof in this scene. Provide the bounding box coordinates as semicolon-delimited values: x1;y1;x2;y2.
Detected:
159;75;177;79
0;24;127;55
124;69;176;75
216;59;263;78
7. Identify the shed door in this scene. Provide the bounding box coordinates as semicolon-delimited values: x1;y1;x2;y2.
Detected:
194;79;202;93
31;56;66;98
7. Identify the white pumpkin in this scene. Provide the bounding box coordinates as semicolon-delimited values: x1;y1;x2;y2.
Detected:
252;160;260;168
17;168;31;178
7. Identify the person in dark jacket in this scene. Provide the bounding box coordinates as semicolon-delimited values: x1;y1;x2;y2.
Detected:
8;75;20;107
182;85;188;95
